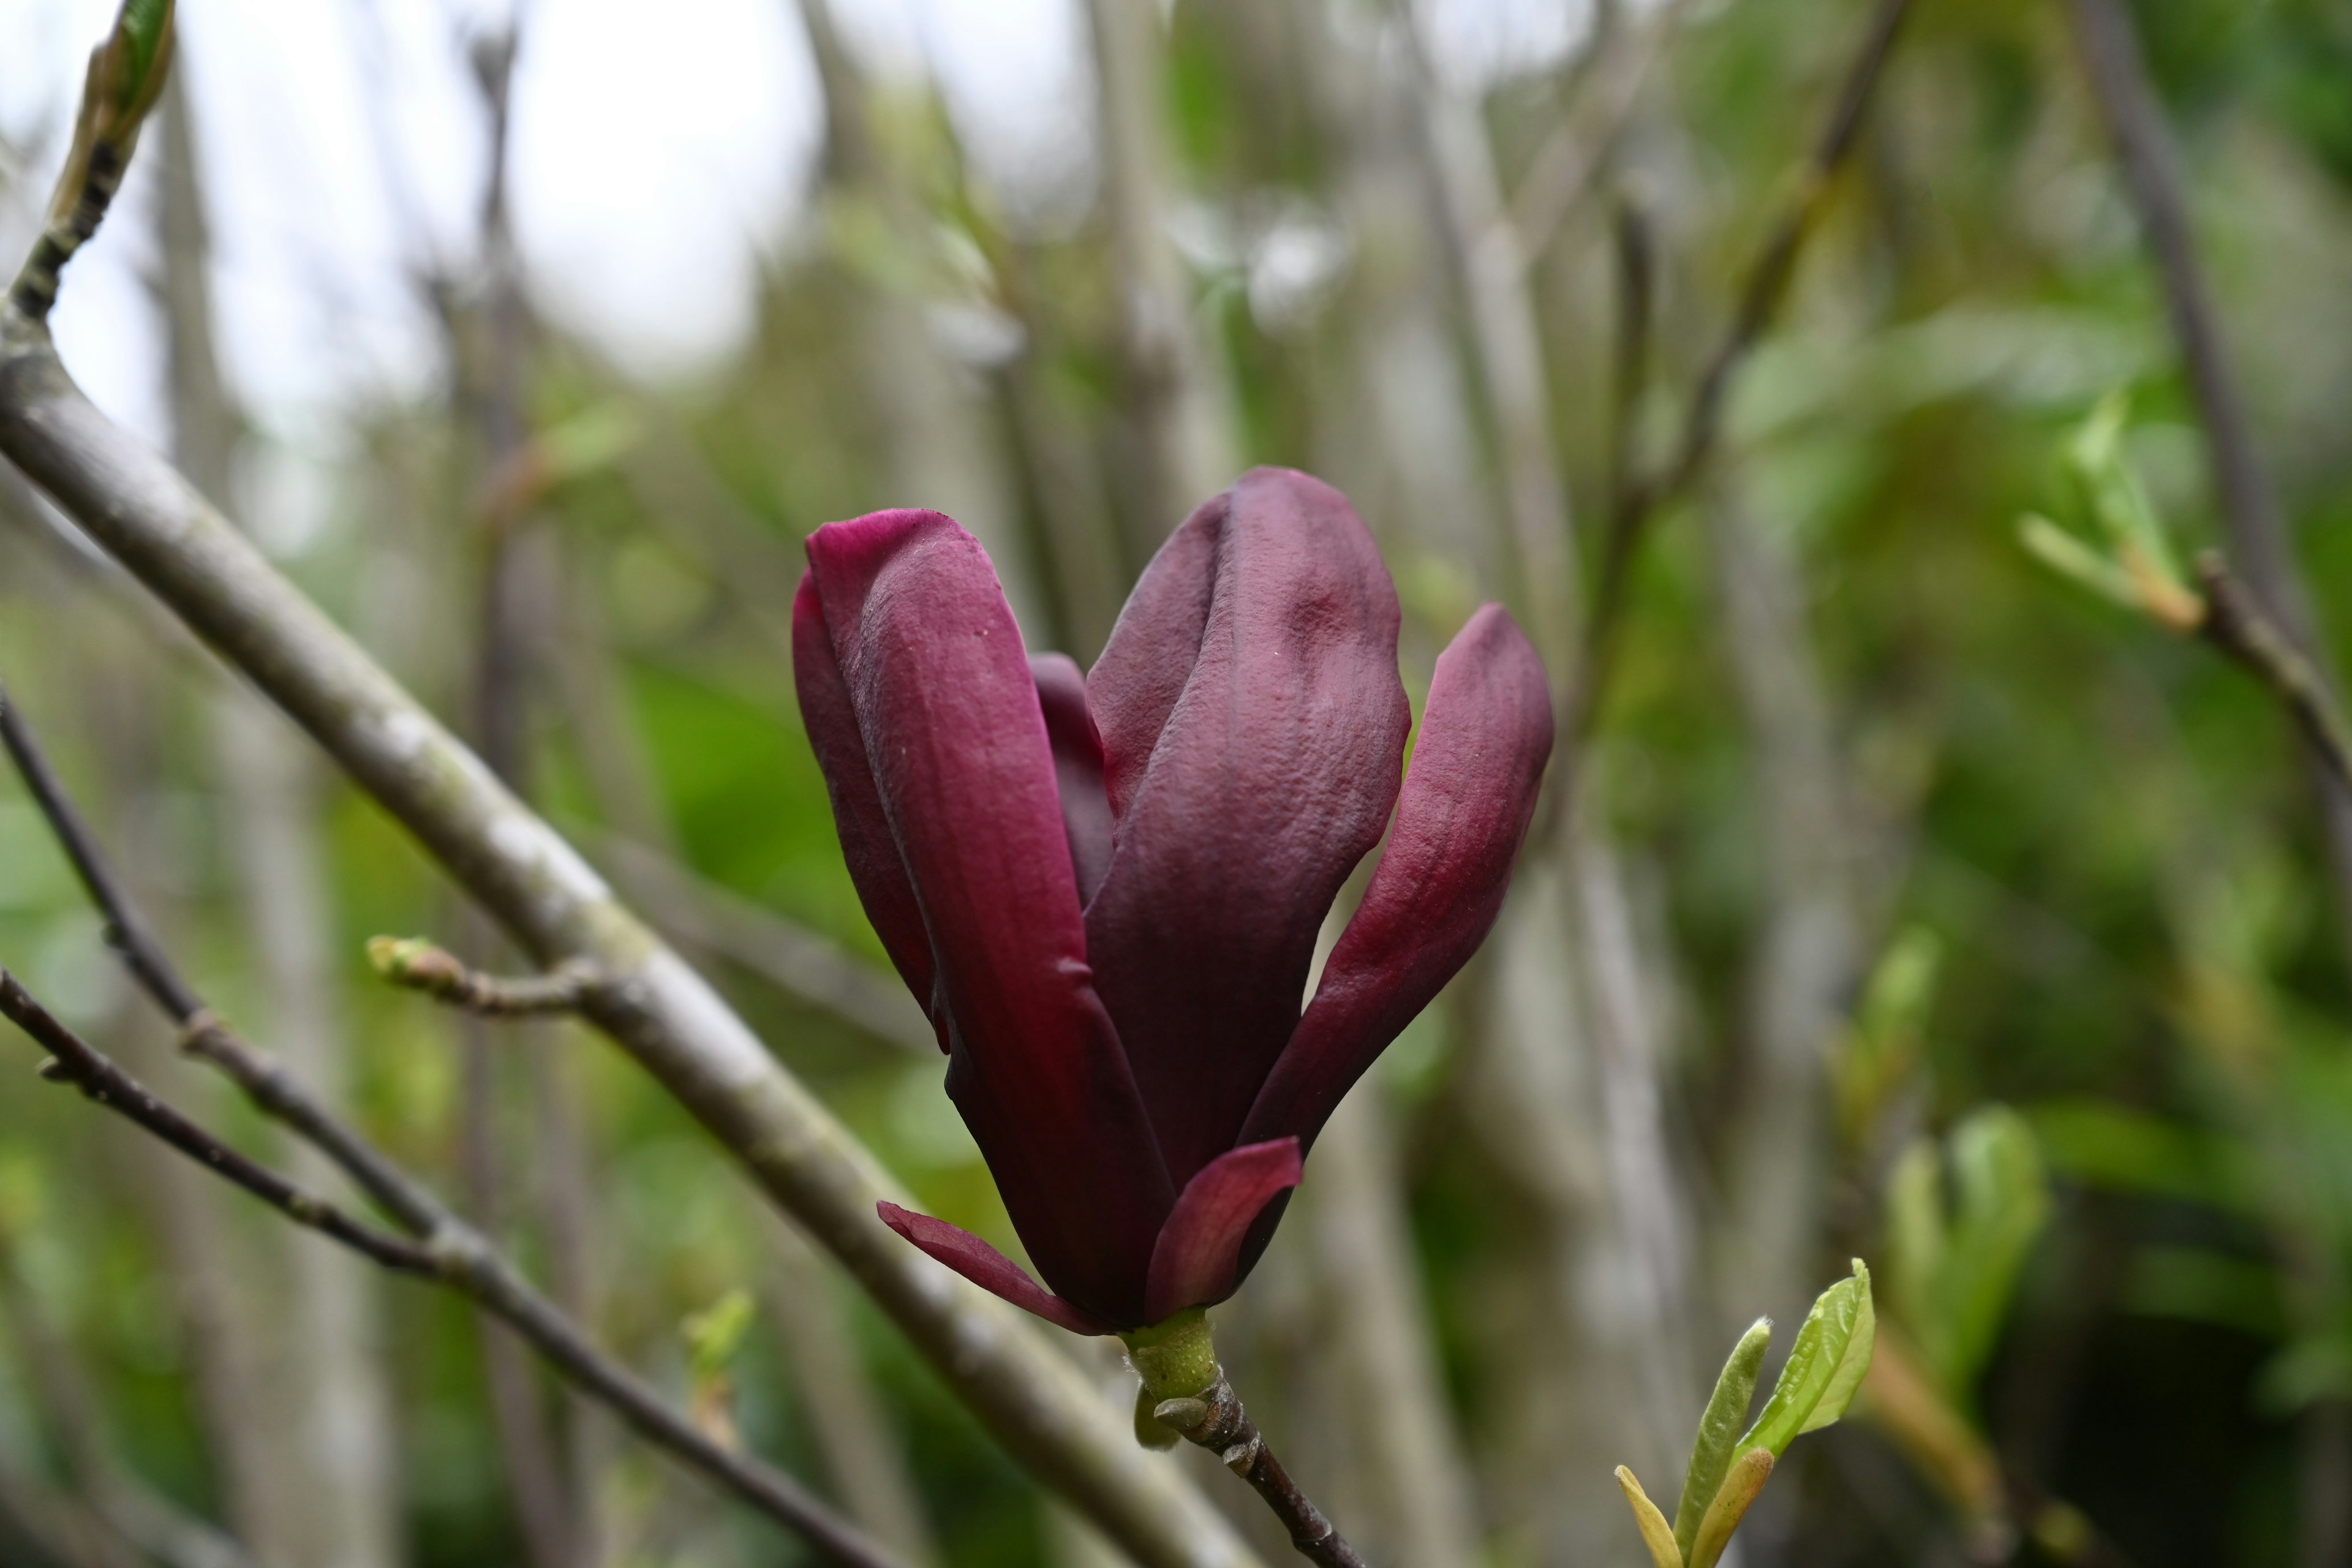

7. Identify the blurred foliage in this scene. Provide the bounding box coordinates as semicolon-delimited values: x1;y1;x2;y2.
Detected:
2;0;2352;1564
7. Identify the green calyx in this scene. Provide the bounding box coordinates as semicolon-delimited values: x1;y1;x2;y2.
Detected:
1121;1306;1216;1401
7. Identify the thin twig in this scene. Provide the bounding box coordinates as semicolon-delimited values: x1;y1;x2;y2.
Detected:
0;685;913;1568
1151;1373;1366;1568
1562;0;1914;760
1506;0;1692;265
368;935;599;1017
2195;553;2352;796
2067;0;2352;973
0;92;1264;1568
1607;194;1657;531
0;973;442;1276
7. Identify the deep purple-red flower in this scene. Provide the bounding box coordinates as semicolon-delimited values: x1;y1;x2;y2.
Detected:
793;467;1552;1334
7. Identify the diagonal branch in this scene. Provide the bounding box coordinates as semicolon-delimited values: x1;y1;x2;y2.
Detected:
0;684;913;1568
0;974;443;1277
2194;554;2352;796
2065;0;2352;976
0;187;1261;1568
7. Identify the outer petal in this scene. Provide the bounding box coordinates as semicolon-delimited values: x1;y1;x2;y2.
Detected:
1084;469;1411;1186
1241;603;1553;1153
1030;654;1114;906
1142;1138;1303;1322
1088;490;1226;821
807;510;1174;1324
878;1203;1114;1335
793;570;938;1031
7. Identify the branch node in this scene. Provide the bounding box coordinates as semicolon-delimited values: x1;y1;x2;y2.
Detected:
174;1006;229;1055
1153;1396;1208;1430
368;935;601;1017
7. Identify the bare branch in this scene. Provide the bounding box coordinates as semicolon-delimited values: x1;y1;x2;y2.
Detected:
2195;553;2352;796
0;974;442;1276
367;935;599;1017
0;972;913;1568
2066;0;2352;1003
0;689;916;1568
1564;0;1914;758
0;273;1262;1568
1506;0;1692;265
1150;1376;1366;1568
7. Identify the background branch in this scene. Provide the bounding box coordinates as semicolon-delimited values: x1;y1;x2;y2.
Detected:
2196;554;2352;795
0;683;917;1568
0;295;1264;1568
1563;0;1913;761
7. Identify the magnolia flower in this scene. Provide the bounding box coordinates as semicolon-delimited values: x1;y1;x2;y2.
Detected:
793;467;1551;1334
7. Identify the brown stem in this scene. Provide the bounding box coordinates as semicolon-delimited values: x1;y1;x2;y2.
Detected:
2067;0;2352;1001
2195;553;2352;795
1153;1374;1366;1568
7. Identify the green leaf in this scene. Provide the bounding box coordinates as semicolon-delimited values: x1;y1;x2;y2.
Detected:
2065;390;2182;576
2018;513;2146;611
1941;1109;2051;1389
682;1287;754;1379
2028;1099;2262;1217
1800;1261;1874;1433
1737;1264;1866;1458
1615;1466;1684;1568
1673;1316;1772;1554
1886;1140;1948;1373
116;0;174;108
1856;927;1943;1045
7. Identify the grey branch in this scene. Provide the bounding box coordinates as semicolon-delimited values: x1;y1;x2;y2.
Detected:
0;687;914;1568
0;219;1260;1568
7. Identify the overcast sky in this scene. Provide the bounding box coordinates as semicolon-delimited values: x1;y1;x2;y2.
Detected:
0;0;1585;452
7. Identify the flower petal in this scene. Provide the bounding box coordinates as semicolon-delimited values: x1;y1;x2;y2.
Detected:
1142;1137;1304;1322
1084;469;1412;1186
1030;654;1114;907
1088;489;1225;820
806;510;1174;1325
792;569;939;1036
878;1202;1114;1336
1242;603;1552;1153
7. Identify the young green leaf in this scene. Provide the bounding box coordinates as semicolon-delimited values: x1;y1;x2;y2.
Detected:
1686;1447;1774;1568
1614;1466;1683;1568
1943;1109;2051;1392
116;0;175;115
1738;1265;1864;1458
1673;1316;1773;1554
2018;513;2146;611
1887;1139;1948;1376
682;1287;755;1381
1800;1260;1875;1434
